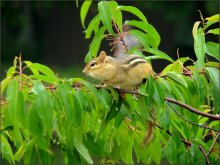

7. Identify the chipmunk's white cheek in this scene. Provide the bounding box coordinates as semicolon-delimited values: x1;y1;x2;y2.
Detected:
88;71;96;78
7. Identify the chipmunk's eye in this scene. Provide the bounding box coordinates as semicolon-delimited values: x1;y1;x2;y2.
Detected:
90;61;96;67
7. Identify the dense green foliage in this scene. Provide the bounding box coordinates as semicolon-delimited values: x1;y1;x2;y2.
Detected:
1;1;219;164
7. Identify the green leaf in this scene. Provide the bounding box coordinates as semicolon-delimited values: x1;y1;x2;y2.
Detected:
148;133;161;164
23;140;36;164
74;129;93;164
85;14;100;39
126;20;160;47
120;135;134;164
38;148;54;164
80;0;92;29
128;29;149;49
206;67;220;90
192;21;200;39
205;14;220;29
205;42;219;61
117;5;148;23
207;28;220;35
164;138;177;164
98;1;114;34
1;135;15;164
166;72;188;88
85;26;106;62
205;14;220;22
28;102;48;150
189;143;205;163
24;61;39;75
155;78;165;102
30;75;55;84
162;57;189;74
110;1;122;33
144;48;174;62
14;142;26;161
194;28;206;68
17;92;27;128
28;63;57;83
212;83;220;114
159;108;171;130
6;66;16;77
205;62;219;68
31;81;53;136
56;82;76;126
6;79;18;114
1;77;11;95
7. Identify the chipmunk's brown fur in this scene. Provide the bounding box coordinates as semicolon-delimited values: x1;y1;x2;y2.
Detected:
83;51;153;90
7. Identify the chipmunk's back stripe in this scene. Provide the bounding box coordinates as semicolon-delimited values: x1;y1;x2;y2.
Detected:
126;56;145;64
129;58;146;65
130;60;146;68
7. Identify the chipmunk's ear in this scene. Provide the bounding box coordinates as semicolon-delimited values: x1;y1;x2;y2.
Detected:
99;51;107;62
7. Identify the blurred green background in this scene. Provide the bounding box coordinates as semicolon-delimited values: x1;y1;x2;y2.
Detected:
1;1;219;80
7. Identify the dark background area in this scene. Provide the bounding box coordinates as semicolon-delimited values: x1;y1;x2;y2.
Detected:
1;1;219;80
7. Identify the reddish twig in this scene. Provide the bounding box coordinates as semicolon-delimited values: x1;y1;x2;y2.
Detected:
19;56;23;90
165;97;220;120
112;20;128;53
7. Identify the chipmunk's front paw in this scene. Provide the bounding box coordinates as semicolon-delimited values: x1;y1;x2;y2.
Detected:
96;83;106;89
113;86;121;90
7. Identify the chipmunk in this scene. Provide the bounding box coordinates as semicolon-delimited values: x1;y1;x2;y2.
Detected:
83;51;153;90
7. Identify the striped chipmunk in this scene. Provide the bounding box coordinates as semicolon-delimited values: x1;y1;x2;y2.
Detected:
83;51;154;90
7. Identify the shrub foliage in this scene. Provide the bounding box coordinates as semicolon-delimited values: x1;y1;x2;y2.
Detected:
1;1;219;164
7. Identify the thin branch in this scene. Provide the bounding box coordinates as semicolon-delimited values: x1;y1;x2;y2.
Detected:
166;102;220;131
207;131;220;155
19;56;23;91
165;97;220;120
112;20;128;53
117;89;220;120
199;145;210;165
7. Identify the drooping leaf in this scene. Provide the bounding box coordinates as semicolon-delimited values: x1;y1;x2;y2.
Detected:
205;42;220;61
80;0;93;29
85;26;106;62
126;20;160;47
85;14;100;39
28;63;57;83
148;132;161;164
74;129;93;164
192;21;200;39
193;28;206;69
205;14;220;29
206;67;220;90
16;91;27;128
207;28;220;35
24;61;39;75
98;1;114;34
128;29;149;49
117;5;148;23
1;77;11;95
6;66;16;78
110;1;122;33
1;135;15;164
144;48;174;62
164;138;177;164
166;72;188;88
23;140;36;164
